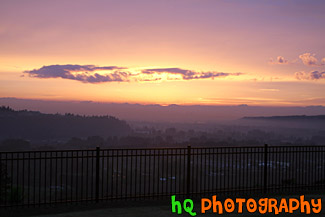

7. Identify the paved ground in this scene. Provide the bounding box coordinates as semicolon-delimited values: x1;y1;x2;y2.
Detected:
27;205;324;217
19;204;323;217
1;193;324;217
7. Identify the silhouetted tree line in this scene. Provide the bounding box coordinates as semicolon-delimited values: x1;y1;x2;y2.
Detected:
0;106;132;143
1;126;322;151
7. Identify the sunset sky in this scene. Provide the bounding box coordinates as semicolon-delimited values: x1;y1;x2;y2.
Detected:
1;0;325;106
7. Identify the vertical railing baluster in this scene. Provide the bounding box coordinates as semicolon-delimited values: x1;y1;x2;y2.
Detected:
95;147;100;203
263;144;268;193
186;145;191;197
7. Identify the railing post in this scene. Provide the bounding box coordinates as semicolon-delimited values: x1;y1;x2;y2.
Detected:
263;144;268;194
95;146;100;203
186;145;191;197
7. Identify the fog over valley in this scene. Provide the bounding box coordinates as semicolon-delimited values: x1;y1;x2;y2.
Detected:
1;99;325;151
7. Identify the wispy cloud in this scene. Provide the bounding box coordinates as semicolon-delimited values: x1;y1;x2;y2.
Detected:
141;68;242;80
24;65;243;83
295;71;325;80
269;53;325;67
259;89;280;92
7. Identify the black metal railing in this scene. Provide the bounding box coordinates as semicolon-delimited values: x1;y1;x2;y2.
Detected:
0;145;324;207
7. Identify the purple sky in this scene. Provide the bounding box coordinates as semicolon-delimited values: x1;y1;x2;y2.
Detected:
1;0;325;107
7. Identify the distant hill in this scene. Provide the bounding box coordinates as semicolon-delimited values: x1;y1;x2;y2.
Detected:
1;98;325;122
0;106;132;141
242;115;325;121
239;115;325;130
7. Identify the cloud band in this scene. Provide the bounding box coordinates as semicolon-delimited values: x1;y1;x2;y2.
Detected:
24;65;243;83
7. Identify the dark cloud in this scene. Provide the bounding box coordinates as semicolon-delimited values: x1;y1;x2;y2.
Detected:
269;56;288;65
24;64;129;83
277;56;288;64
24;65;243;83
295;71;325;80
141;68;242;80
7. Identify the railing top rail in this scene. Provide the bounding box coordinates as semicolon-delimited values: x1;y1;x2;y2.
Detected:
0;147;188;154
0;144;324;154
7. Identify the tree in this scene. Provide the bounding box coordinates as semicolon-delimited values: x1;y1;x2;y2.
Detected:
0;139;31;151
